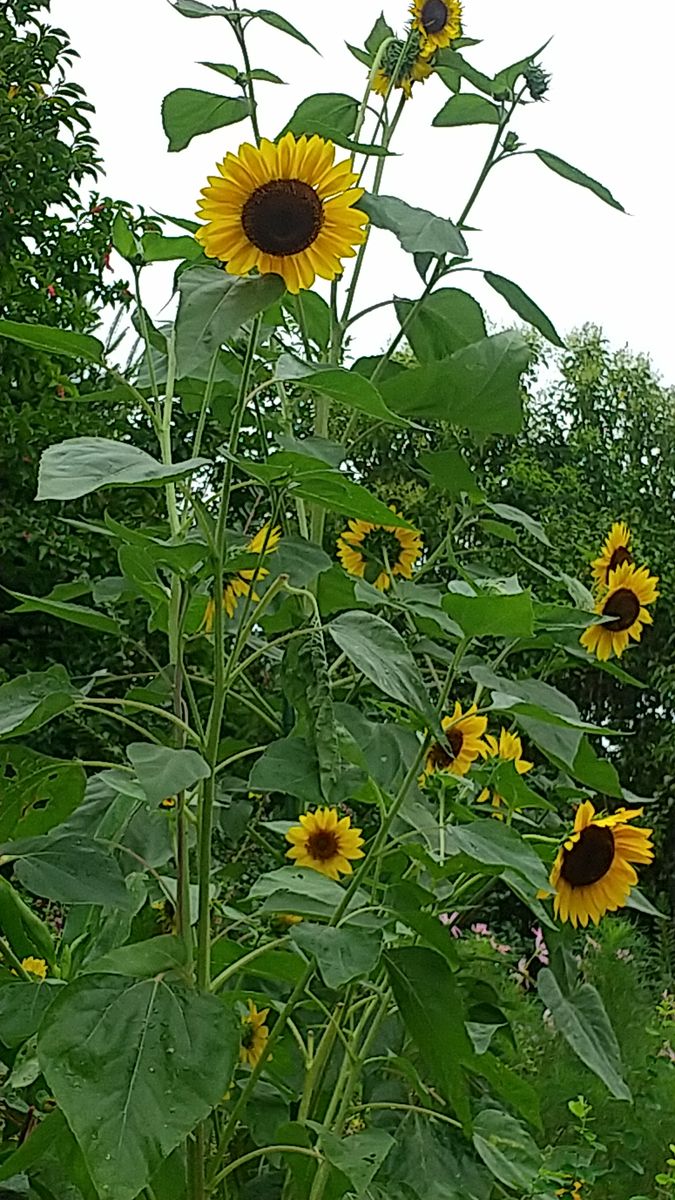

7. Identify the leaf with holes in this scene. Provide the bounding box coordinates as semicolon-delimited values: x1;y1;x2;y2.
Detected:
0;746;85;842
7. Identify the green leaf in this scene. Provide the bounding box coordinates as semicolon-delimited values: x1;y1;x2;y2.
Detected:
84;936;188;978
385;947;473;1127
443;820;550;893
0;319;104;363
442;590;534;637
419;449;484;501
249;737;321;802
365;13;394;56
537;968;631;1100
0;876;56;965
534;150;625;212
175;266;285;378
8;590;122;636
318;1128;395;1198
37;437;208;501
472;1109;542;1191
127;744;210;806
292;471;415;528
141;232;201;262
38;974;239;1200
395;288;486;360
329;612;435;723
0;834;131;907
483;271;565;348
485;501;551;546
435;47;495;95
254;8;317;51
0;981;65;1049
0;746;85;842
249;866;360;920
470;1053;542;1129
281;93;387;156
112;211;140;261
290;923;382;989
211;937;304;984
0;667;80;740
161;89;250;151
359;194;468;258
275;354;406;426
283;291;332;350
433;94;500;127
281;632;338;803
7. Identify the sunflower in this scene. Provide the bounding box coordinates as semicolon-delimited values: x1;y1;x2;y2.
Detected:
285;808;365;880
591;521;633;589
579;561;658;661
477;728;533;807
195;133;368;294
410;0;463;56
556;1182;583;1200
240;999;270;1068
372;52;433;100
420;701;488;782
202;523;281;631
20;957;47;979
547;800;653;928
337;510;423;592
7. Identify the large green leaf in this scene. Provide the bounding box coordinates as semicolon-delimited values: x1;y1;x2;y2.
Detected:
534;149;625;212
127;744;210;806
38;974;238;1200
275;354;406;426
537;968;631;1099
0;319;104;363
419;449;484;500
141;232;202;262
0;980;65;1048
291;923;382;989
318;1128;395;1197
249;737;322;802
442;590;534;637
8;590;122;636
359;194;468;258
483;271;565;348
0;877;56;965
0;747;85;842
175;266;285;378
443;820;550;893
0;834;131;907
379;1117;490;1200
485;501;551;546
37;438;208;501
281;632;338;802
433;94;500;127
0;667;80;740
281;93;387;156
472;1109;542;1191
329;611;435;723
395;288;487;360
83;936;188;978
290;470;414;527
0;1110;96;1200
248;866;364;921
162;88;249;151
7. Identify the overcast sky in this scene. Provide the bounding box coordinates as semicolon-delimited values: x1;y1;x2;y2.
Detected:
52;0;675;383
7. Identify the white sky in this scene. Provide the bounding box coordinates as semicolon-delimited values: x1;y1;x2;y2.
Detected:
52;0;675;383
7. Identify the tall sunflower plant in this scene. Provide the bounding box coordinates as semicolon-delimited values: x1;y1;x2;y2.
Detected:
0;3;663;1199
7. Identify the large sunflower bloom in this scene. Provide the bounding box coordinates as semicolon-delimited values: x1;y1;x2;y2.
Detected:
591;521;633;589
240;999;270;1068
337;511;423;592
478;728;533;808
421;701;488;781
547;800;653;928
410;0;463;57
203;523;281;631
579;561;658;661
196;132;368;294
285;808;365;880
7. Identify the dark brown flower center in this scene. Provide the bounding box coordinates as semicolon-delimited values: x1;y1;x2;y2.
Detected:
241;1025;256;1049
428;728;463;770
307;829;339;861
361;528;403;582
602;587;640;632
421;0;449;34
605;546;633;582
560;825;615;887
242;178;324;257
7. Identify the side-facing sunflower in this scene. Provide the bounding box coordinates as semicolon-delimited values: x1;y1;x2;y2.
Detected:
591;521;633;589
337;511;423;592
580;560;658;660
478;728;533;808
421;701;488;781
240;999;270;1068
372;38;433;99
546;800;653;928
203;523;281;631
196;132;368;294
410;0;462;56
285;808;365;880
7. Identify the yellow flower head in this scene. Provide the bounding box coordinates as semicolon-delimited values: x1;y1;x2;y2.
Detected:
556;1183;583;1200
196;133;368;295
579;560;659;661
477;728;533;808
240;999;270;1068
546;800;653;928
337;510;423;592
590;521;633;590
372;54;432;100
21;957;47;980
410;0;463;57
421;701;488;782
202;523;281;632
286;807;365;880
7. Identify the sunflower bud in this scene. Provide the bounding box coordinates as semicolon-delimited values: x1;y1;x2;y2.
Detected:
524;63;551;102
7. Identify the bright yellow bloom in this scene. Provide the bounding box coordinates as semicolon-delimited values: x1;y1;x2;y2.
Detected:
202;523;281;631
337;511;423;592
20;957;47;979
196;133;368;294
240;999;270;1068
286;808;365;880
590;521;633;589
477;728;533;808
580;560;658;660
546;800;653;928
556;1183;583;1200
421;702;488;781
410;0;463;57
372;55;432;100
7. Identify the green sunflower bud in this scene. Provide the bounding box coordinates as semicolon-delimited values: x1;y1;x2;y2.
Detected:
524;63;551;102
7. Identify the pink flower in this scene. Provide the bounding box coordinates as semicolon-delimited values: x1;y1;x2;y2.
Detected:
471;922;490;937
440;911;462;938
495;943;511;955
532;925;549;965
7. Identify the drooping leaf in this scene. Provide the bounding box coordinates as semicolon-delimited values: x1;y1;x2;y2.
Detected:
433;94;500;127
537;968;631;1100
485;501;551;546
472;1109;542;1191
254;8;317;51
435;47;496;96
534;149;625;212
0;667;80;740
249;866;364;921
329;612;435;723
290;923;382;989
175;266;285;378
359;194;468;258
0;319;104;363
281;631;338;802
275;354;406;426
37;438;208;501
162;88;250;151
1;834;131;907
249;737;322;803
483;271;565;348
281;93;387;156
126;744;210;806
395;288;487;360
442;590;534;637
8;590;122;636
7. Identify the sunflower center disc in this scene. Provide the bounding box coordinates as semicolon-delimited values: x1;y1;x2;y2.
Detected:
241;1026;256;1049
560;824;615;887
428;729;462;771
606;546;633;580
242;178;324;257
307;829;339;861
421;0;449;34
602;586;641;631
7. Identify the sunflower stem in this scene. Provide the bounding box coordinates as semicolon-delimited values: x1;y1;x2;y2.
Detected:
231;3;261;146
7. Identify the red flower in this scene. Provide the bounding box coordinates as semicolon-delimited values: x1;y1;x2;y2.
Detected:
46;284;56;298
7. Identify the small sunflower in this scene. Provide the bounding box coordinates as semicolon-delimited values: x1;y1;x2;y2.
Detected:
478;728;533;808
591;521;633;589
196;132;368;294
285;807;365;880
556;1183;583;1200
579;560;658;661
410;0;462;57
373;51;432;100
547;800;653;928
202;523;281;631
20;957;47;979
421;701;488;782
337;510;423;592
240;999;270;1068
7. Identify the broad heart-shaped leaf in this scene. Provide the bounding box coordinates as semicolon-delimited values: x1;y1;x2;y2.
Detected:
442;590;534;637
38;974;239;1200
0;318;104;363
275;354;406;426
249;737;321;802
281;93;387;156
0;746;85;842
293;471;412;528
0;834;131;907
442;820;551;894
385;947;473;1128
290;923;382;989
83;936;188;978
483;271;565;348
359;194;468;258
37;438;208;501
472;1109;542;1191
381;332;531;434
534;149;625;212
380;1116;491;1200
175;266;285;378
127;744;210;805
329;612;435;725
537;968;631;1100
0;667;80;740
419;448;484;501
318;1128;395;1198
162;88;249;151
395;288;487;360
8;590;121;636
433;93;500;126
0;980;65;1048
